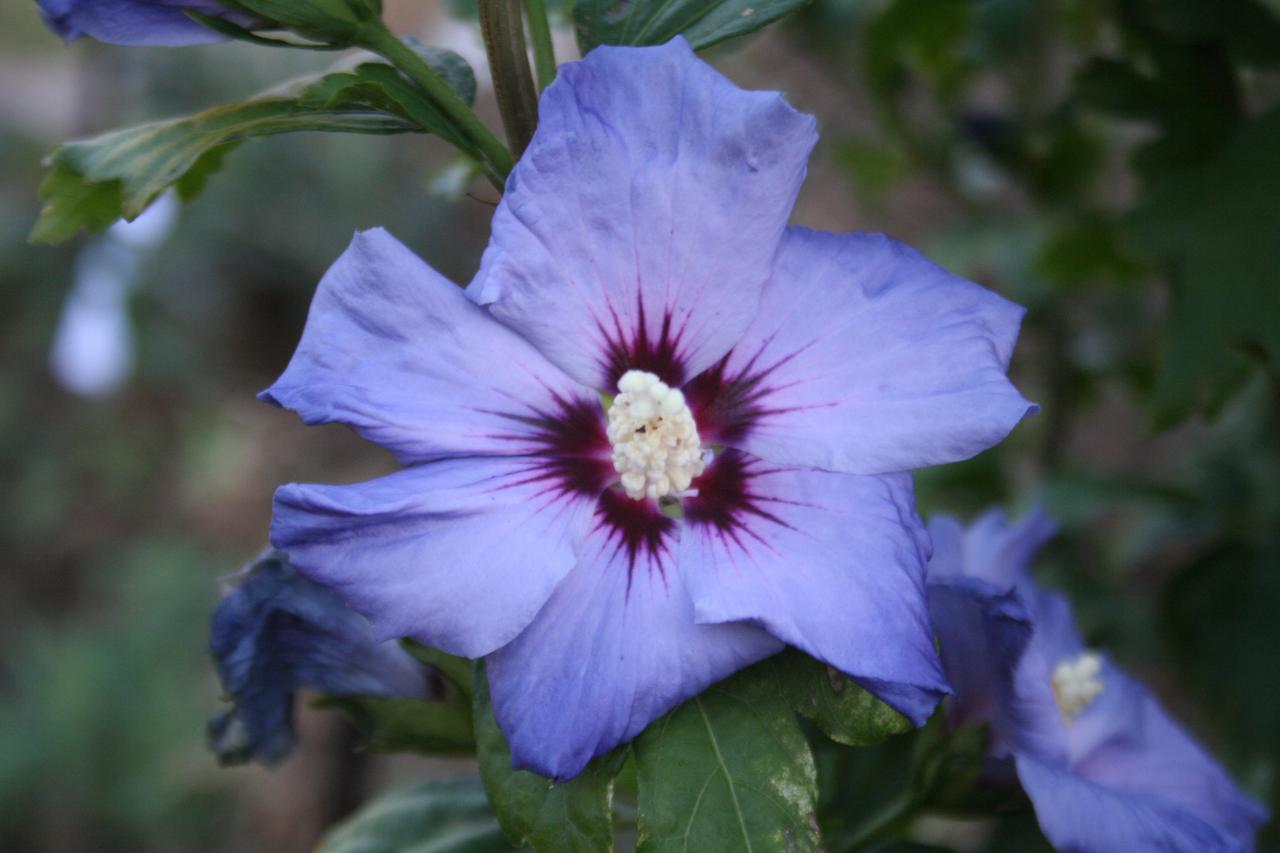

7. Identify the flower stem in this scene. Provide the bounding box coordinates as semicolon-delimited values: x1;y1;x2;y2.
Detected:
523;0;558;91
479;0;540;157
359;19;515;182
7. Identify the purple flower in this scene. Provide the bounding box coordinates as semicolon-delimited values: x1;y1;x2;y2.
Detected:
264;38;1033;779
208;551;436;765
926;509;1268;851
36;0;251;46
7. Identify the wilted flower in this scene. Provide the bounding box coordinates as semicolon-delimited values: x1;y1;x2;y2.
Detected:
926;509;1268;851
36;0;252;46
265;38;1033;779
208;551;435;765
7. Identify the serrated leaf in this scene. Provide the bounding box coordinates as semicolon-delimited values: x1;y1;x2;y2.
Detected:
771;649;912;747
473;662;615;852
317;776;508;853
573;0;813;53
29;162;124;245
318;695;475;755
1123;106;1280;425
634;659;820;852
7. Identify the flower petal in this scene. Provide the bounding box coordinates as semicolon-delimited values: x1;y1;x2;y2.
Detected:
270;456;605;659
685;228;1034;475
469;37;817;391
486;490;782;779
262;228;602;465
926;573;1038;752
1017;754;1239;853
1069;664;1268;849
208;551;433;765
679;451;948;725
38;0;236;45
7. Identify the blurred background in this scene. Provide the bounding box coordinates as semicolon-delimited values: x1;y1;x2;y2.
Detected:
1;0;1276;850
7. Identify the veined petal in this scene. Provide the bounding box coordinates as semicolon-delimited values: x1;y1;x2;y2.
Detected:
679;451;948;725
486;490;781;780
685;228;1034;476
469;37;817;391
1016;754;1239;853
270;456;606;659
262;228;602;465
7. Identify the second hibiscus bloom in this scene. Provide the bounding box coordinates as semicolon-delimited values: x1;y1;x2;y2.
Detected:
264;37;1034;779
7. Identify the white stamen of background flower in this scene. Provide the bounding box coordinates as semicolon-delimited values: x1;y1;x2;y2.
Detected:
607;370;705;500
1052;651;1104;722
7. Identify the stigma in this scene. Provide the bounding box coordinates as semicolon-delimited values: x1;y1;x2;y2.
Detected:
607;370;706;500
1051;651;1104;722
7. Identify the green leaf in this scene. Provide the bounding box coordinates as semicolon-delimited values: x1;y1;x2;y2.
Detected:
634;659;820;852
402;640;475;705
573;0;813;53
771;649;912;747
317;776;509;853
473;662;615;852
30;47;476;244
1123;106;1280;425
220;0;381;44
29;162;124;246
317;695;475;755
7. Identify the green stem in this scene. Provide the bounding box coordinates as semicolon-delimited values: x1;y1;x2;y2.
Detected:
359;20;515;181
479;0;540;157
523;0;558;91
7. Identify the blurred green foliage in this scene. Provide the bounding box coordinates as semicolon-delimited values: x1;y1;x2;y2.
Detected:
3;0;1278;849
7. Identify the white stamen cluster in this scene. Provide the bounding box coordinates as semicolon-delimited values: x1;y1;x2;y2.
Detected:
1051;651;1104;722
607;370;705;500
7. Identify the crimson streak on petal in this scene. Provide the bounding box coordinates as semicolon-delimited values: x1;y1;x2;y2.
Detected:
684;450;795;555
593;488;675;588
683;336;823;447
599;294;689;389
479;392;614;500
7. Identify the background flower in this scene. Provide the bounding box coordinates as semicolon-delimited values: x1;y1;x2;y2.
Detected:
265;38;1032;779
926;509;1268;851
208;551;437;766
37;0;250;46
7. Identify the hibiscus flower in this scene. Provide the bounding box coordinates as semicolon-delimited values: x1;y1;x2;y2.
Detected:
265;37;1033;779
926;509;1268;851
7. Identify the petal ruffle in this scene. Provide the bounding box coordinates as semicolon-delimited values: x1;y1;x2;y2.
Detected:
487;490;781;779
1017;754;1238;853
270;457;602;659
262;228;603;465
469;37;817;391
679;452;948;725
686;228;1034;476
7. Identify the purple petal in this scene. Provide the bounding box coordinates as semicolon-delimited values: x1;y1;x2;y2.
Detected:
1069;664;1268;849
678;451;948;725
685;228;1034;476
263;229;603;465
469;37;817;391
1017;754;1240;853
270;457;603;659
38;0;241;45
926;573;1041;755
487;491;781;779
